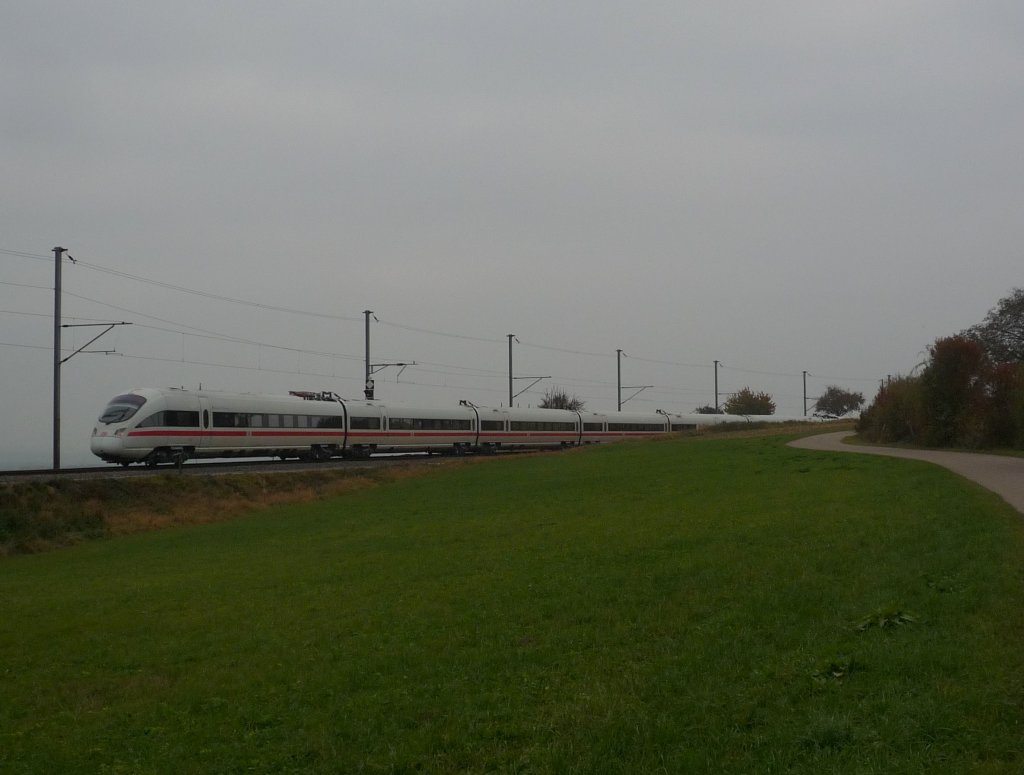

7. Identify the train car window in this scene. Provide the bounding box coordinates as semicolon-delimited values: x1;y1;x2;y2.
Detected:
282;414;295;428
480;420;504;431
317;416;344;429
389;417;472;431
583;422;603;432
168;411;199;427
213;412;249;428
212;411;248;429
510;421;577;432
350;417;381;430
136;413;161;428
98;394;147;424
137;411;200;428
203;410;209;429
607;422;665;432
297;415;309;428
671;423;697;431
266;414;281;428
249;414;264;428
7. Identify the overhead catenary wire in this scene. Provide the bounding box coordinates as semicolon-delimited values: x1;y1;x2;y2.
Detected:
2;244;883;393
1;299;368;369
0;338;506;398
43;254;780;374
0;281;54;292
0;248;52;262
0;309;114;323
2;296;517;387
376;318;505;346
515;339;615;359
0;341;51;352
67;257;367;323
61;291;365;362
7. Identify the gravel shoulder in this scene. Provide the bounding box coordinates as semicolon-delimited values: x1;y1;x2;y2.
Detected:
789;431;1024;515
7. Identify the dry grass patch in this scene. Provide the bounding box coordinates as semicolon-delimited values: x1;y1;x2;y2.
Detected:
0;461;467;556
102;475;381;535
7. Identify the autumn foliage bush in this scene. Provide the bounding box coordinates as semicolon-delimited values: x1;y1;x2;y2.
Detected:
857;335;1024;449
723;386;776;415
856;376;924;444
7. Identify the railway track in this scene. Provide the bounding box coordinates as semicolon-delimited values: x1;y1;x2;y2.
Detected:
0;453;465;483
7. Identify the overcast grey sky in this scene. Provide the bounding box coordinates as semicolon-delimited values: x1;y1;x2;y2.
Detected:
3;1;1022;468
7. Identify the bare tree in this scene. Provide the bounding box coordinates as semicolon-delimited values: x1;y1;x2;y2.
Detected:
539;387;585;411
965;288;1024;363
693;405;723;414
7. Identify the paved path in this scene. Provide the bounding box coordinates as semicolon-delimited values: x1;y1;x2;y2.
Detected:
789;432;1024;514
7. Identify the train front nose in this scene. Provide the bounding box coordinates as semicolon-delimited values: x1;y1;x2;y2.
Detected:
90;426;125;461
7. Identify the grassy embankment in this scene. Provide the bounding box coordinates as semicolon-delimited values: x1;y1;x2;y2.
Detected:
2;431;1023;773
0;462;454;556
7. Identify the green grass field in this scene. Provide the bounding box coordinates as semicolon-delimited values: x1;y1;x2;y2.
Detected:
2;434;1023;773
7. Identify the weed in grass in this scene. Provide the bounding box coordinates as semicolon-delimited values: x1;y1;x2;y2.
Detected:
853;607;919;632
811;655;859;685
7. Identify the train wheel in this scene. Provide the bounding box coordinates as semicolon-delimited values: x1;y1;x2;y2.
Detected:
311;445;331;462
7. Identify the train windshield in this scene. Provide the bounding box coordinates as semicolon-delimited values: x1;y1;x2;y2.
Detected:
99;394;147;424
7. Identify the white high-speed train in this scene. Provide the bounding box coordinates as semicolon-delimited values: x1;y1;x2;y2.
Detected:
90;387;805;466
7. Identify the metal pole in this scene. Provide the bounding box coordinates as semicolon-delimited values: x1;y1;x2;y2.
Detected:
53;246;65;470
617;349;623;411
507;334;515;406
714;360;719;413
363;310;372;397
803;370;807;417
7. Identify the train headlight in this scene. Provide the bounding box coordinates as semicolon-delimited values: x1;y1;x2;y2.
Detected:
114;428;128;438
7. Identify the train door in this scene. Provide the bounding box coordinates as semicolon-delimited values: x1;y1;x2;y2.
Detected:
198;396;213;451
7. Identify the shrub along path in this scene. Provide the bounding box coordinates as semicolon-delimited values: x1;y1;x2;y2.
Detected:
790;431;1024;514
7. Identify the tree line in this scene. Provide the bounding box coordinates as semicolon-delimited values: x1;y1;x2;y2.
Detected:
857;288;1024;449
535;288;1023;447
691;385;864;417
538;379;865;418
